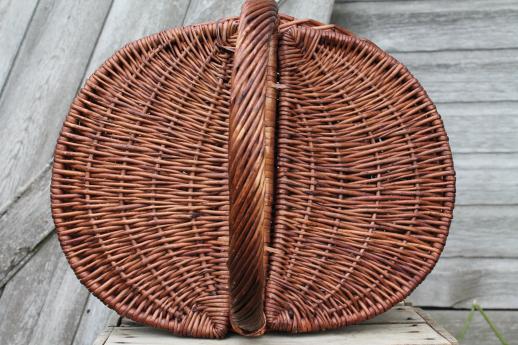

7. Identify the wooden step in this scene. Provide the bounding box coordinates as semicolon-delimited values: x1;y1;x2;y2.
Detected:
93;306;458;345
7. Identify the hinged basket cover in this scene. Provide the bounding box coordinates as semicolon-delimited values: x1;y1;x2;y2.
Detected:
51;0;455;338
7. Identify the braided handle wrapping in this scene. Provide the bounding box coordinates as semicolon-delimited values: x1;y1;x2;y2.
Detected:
228;0;278;336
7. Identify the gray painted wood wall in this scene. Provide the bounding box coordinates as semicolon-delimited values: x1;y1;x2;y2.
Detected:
0;0;516;344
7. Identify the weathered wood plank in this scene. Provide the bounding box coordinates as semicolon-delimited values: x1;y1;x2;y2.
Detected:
83;0;190;79
278;0;335;23
0;0;112;212
183;0;335;25
92;328;114;345
393;49;518;103
415;309;459;345
183;0;242;23
443;205;518;258
0;235;89;345
26;265;89;345
411;258;518;308
0;0;39;90
363;305;426;324
0;165;52;287
71;295;116;345
438;102;518;154
426;309;518;345
332;0;518;52
454;153;518;205
109;309;455;345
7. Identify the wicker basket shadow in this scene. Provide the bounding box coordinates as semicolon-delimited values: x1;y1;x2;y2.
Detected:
51;0;455;338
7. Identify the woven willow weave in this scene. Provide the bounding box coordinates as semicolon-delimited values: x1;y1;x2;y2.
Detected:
51;0;455;338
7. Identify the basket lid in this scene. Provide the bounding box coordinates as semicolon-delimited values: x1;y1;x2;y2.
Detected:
51;0;455;338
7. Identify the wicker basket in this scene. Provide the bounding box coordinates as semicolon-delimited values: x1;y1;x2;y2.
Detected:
51;0;455;338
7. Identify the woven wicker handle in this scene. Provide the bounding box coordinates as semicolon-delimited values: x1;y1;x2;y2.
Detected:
228;0;278;336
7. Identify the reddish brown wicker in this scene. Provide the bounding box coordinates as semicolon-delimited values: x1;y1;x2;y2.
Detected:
51;0;455;338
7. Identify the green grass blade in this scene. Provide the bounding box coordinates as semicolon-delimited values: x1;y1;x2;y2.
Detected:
474;304;509;345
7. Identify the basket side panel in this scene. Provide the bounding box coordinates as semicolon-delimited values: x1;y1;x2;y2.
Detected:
265;26;455;333
51;20;239;338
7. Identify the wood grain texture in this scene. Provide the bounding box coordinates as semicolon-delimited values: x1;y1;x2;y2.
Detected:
438;102;518;153
71;295;116;345
0;0;39;90
277;0;335;23
0;235;89;345
393;49;518;103
82;0;190;78
443;206;518;258
92;328;114;345
0;0;112;211
183;0;335;25
0;165;52;287
454;153;518;205
415;309;459;345
426;309;518;345
183;0;243;23
411;258;518;308
332;0;518;52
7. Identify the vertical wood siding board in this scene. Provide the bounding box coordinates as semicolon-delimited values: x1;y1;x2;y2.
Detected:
26;264;90;345
0;0;113;212
182;0;243;24
278;0;335;24
0;235;64;344
82;0;190;80
0;166;53;287
71;295;116;345
182;0;335;26
0;0;40;92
